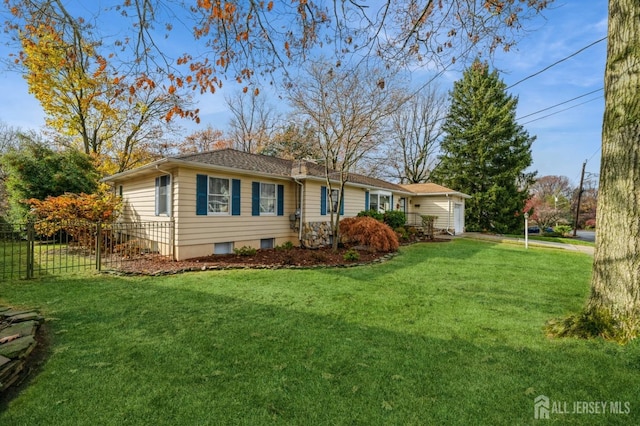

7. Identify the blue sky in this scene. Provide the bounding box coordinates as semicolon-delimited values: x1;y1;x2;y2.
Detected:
0;1;607;186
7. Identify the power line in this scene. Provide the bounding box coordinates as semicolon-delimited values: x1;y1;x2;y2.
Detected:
507;36;607;89
516;88;603;121
587;146;601;163
520;96;602;125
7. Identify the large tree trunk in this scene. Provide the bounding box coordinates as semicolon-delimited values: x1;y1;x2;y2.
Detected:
584;0;640;342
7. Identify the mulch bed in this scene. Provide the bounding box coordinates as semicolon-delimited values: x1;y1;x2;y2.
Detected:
111;239;451;276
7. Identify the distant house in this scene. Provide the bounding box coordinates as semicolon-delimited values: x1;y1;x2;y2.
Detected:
102;149;470;260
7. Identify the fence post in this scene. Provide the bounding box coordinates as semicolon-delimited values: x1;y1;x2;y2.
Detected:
95;221;102;271
26;221;35;279
171;218;176;261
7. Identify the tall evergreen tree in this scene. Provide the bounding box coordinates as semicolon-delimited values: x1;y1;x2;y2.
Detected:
433;60;536;234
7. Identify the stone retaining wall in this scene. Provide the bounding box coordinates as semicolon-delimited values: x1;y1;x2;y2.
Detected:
0;307;44;392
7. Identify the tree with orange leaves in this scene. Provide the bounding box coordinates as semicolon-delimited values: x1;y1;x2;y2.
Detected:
7;0;189;174
176;125;232;154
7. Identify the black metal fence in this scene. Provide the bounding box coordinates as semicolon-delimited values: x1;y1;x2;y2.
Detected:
1;220;174;280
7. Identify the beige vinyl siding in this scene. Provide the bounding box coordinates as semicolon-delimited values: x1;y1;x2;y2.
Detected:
173;168;298;259
303;180;368;222
407;195;466;231
302;180;323;223
120;173;174;223
343;186;368;217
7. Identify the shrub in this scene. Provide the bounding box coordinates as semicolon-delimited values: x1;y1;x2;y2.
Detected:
584;219;596;229
357;209;383;222
554;225;572;236
339;216;399;252
343;249;360;262
383;210;406;229
275;241;294;251
26;192;123;245
394;226;409;241
234;246;257;256
26;192;122;225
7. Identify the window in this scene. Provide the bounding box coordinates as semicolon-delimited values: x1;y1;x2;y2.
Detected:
197;175;240;216
370;195;379;213
155;175;170;216
368;191;392;213
208;177;230;214
252;182;284;216
260;183;276;214
380;194;391;212
327;188;340;213
320;186;343;215
260;238;275;249
214;242;234;255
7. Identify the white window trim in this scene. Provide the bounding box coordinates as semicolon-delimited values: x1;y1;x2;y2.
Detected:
155;175;171;216
369;190;392;213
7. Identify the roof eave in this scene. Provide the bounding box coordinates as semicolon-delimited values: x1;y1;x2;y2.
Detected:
102;157;293;183
413;191;472;199
298;175;413;194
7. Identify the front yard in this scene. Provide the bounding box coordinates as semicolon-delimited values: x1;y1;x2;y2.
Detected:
0;239;637;425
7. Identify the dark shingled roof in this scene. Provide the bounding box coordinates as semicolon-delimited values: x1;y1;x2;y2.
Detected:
175;149;294;177
173;149;409;192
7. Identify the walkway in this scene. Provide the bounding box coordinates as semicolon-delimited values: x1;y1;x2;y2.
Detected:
459;232;594;256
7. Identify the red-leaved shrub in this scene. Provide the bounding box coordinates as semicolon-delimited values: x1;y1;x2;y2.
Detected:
339;216;399;252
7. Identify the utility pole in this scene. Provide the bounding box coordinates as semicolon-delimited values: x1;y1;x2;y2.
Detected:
573;160;586;237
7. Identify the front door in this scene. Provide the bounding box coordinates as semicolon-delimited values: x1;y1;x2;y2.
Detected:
399;197;407;214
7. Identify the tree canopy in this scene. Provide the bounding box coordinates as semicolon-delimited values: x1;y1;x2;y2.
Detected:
4;1;551;114
1;135;99;221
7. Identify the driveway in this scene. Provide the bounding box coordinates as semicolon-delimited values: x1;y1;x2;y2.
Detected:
575;230;596;243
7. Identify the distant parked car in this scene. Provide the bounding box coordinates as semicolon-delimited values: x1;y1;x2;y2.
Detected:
527;226;553;234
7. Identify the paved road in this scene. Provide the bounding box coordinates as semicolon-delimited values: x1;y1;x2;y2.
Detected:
575;230;596;243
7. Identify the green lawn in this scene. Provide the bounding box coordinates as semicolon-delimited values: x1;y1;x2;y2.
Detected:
1;239;637;425
505;234;595;247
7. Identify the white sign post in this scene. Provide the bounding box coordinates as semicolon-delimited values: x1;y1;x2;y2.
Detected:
524;212;529;250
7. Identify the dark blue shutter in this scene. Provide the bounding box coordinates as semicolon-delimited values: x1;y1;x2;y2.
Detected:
196;174;208;215
232;179;241;216
155;177;160;216
339;190;344;215
320;186;327;215
391;194;394;211
365;191;370;211
277;184;284;216
252;182;260;216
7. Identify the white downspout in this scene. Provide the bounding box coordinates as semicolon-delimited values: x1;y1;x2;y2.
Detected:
294;178;304;244
446;194;454;236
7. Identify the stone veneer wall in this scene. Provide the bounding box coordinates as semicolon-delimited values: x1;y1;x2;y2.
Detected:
301;221;333;248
